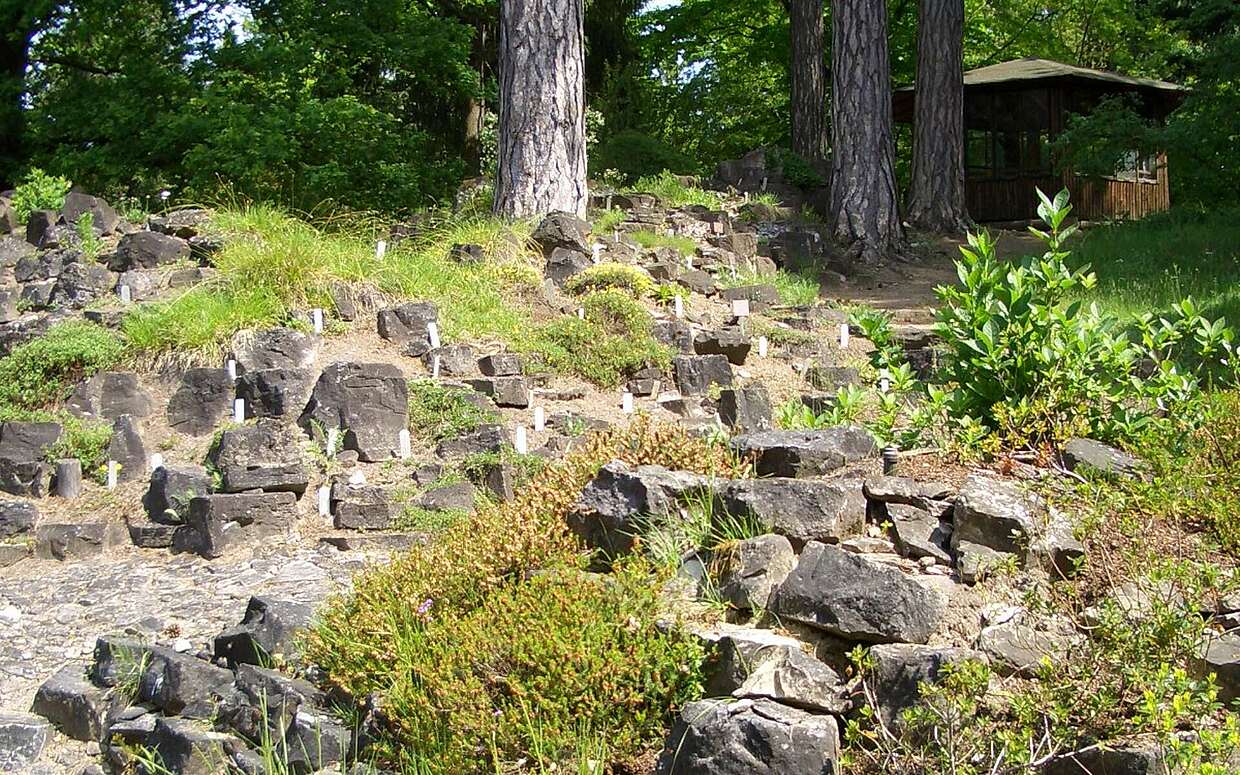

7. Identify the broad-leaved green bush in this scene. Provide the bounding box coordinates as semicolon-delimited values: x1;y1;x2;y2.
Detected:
10;168;72;222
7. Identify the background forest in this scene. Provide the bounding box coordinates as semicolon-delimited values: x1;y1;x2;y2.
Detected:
0;0;1236;214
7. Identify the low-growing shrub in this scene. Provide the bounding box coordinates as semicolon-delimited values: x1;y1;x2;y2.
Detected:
407;380;499;442
628;229;698;257
563;262;654;298
10;168;72;222
631;171;722;209
307;419;745;772
0;321;125;410
719;268;819;307
527;289;671;386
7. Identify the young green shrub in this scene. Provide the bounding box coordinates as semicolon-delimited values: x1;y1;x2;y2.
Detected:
406;380;499;442
934;189;1236;446
628;229;698;258
719;268;819;307
75;212;103;259
563;263;654;298
10;168;72;222
0;321;125;411
591;208;627;235
306;419;746;773
631;171;722;209
526;289;671;386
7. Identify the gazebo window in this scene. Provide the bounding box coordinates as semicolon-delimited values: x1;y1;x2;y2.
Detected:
964;88;1052;179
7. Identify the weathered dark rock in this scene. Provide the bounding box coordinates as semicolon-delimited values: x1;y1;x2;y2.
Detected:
734;647;849;715
773;541;946;643
435;424;509;459
234;327;318;374
951;474;1040;556
673;354;733;395
569;461;709;558
18;279;54;309
699;624;807;696
110;231;190;270
658;698;839;775
67;371;154;421
284;709;351;773
148;208;211;239
300;361;409;462
35;523;117;560
976;610;1076;677
0;235;35;266
448;242;485;264
863;475;954;513
720;284;780;312
464;376;531;408
424;343;476;376
0;459;54;497
694;327;751;365
868;644;987;728
416;481;476;513
886;503;952;565
0;712;49;772
31;665;116;742
174;492;299;558
208;420;309;494
331;483;396;530
214;597;314;668
106;415;146;483
25;210;57;248
15;249;65;282
167;367;234;436
51;261;118;307
147;717;240;775
730;427;876;478
531;211;591;256
62;192;121;235
143;465;212;523
1197;631;1240;704
718;385;772;432
653;319;694;354
544;247;592;286
1042;742;1165;775
93;636;235;718
235;367;316;421
717;534;795;610
376;301;438;355
0;287;17;324
478;352;523;377
676;268;715;295
217;663;324;742
0;421;62;463
127;516;181;549
805;363;860;392
1063;437;1142;480
0;499;37;539
719;477;864;547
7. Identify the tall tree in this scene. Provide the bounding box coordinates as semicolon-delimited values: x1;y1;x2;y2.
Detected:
788;0;827;162
493;0;587;218
828;0;905;264
906;0;969;233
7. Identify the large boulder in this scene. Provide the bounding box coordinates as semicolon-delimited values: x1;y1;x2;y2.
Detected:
694;327;751;365
952;474;1085;577
867;644;987;728
214;596;314;668
330;482;397;530
718;385;772;432
568;461;709;558
658;698;840;775
62;191;121;235
207;420;309;494
531;211;591;256
673;354;733;396
0;421;62;463
31;665;117;742
166;367;233;436
173;492;299;558
67;371;155;421
235;367;316;421
106;414;146;482
773;541;946;643
719;477;864;547
145;717;242;775
233;327;318;374
544;247;592;287
730;427;876;478
143;465;212;523
110;231;190;271
299;361;409;462
92;636;235;718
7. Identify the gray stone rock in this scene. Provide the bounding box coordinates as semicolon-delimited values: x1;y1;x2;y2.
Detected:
675;268;715;295
174;492;299;559
0;287;17;325
126;516;180;549
146;717;240;775
773;541;946;643
299;361;409;462
376;301;438;355
233;327;318;374
416;481;476;513
673;354;733;395
734;647;849;715
976;612;1075;677
868;643;987;728
106;415;146;483
1197;631;1240;704
67;371;154;421
718;385;773;432
0;421;62;463
0;459;53;498
148;209;211;239
719;477;864;547
435;424;509;459
51;261;118;307
720;284;780;313
215;597;314;668
950;474;1042;556
15;249;65;282
694;328;751;368
110;231;190;270
235;367;316;421
653;319;694;353
18;279;54;309
532;211;591;256
478;352;523;377
31;664;116;742
331;483;396;531
167;367;233;436
1042;740;1165;775
25;210;57;248
464;376;531;408
208;420;309;494
568;461;709;558
805;363;860;392
423;343;476;376
886;503;952;565
863;475;954;512
0;712;49;772
0;236;35;266
217;663;324;742
92;637;234;719
730;427;876;478
62;192;121;235
284;709;351;773
698;624;806;696
717;534;795;610
544;247;591;286
35;523;117;560
143;465;212;524
0;500;37;540
1063;437;1142;480
658;698;839;775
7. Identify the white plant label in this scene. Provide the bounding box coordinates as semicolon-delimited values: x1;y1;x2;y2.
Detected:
839;323;850;349
533;406;545;433
427;322;441;349
515;425;528;455
880;377;890;393
685;255;693;269
312;308;324;334
592;243;603;262
431;354;441;379
106;461;118;491
226;359;237;381
233;398;245;424
758;336;769;357
398;428;412;459
149;453;164;471
375;239;387;258
326;427;338;458
318;485;331;518
673;295;684;319
577;307;585;320
731;299;750;318
622;392;634;414
119;285;131;304
613;228;619;242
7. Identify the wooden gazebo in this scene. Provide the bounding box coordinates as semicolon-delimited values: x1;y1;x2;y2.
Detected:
894;57;1187;222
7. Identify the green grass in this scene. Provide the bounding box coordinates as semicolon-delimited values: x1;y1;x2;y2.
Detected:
628;230;697;258
719;268;820;306
630;171;722;209
1068;207;1240;323
122;204;542;364
407;380;499;442
525;289;671;386
592;208;627;234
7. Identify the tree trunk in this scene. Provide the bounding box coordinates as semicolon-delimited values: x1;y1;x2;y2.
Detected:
906;0;970;233
789;0;827;163
493;0;587;219
829;0;905;265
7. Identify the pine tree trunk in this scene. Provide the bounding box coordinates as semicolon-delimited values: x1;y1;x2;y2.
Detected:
828;0;905;265
789;0;827;163
493;0;587;219
906;0;970;233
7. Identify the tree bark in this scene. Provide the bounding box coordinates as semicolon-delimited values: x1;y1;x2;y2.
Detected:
906;0;970;233
493;0;587;219
789;0;827;163
829;0;905;265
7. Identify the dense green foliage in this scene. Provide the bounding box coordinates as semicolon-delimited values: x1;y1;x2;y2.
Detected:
9;167;71;222
527;289;671;386
0;321;125;410
407;380;499;443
